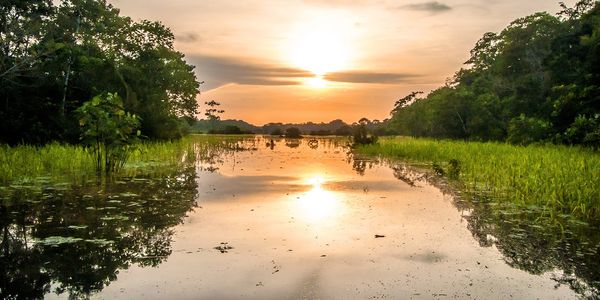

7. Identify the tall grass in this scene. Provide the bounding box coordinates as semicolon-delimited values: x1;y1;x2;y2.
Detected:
0;135;255;184
0;135;232;185
356;137;600;221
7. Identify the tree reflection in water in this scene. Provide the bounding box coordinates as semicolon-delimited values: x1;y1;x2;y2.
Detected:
459;196;600;298
0;166;198;299
0;135;259;299
350;156;600;299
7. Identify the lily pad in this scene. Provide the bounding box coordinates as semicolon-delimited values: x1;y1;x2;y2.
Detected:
38;236;83;246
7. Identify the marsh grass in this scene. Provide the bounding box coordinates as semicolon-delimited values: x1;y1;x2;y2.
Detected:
0;134;255;185
356;137;600;221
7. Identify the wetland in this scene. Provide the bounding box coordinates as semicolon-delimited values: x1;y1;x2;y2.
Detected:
1;135;599;299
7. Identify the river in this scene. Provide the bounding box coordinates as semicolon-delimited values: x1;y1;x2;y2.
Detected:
1;136;597;299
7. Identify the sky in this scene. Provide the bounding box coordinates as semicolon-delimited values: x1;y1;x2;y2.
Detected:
110;0;575;125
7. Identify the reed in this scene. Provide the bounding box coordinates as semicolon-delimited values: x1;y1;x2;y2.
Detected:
356;137;600;221
0;135;254;184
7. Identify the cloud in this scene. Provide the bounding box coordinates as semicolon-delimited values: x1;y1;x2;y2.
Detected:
324;71;417;84
400;1;452;13
175;32;200;43
302;0;373;7
187;56;417;90
187;55;313;90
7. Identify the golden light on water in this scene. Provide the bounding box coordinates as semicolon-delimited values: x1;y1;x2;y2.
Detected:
295;175;342;222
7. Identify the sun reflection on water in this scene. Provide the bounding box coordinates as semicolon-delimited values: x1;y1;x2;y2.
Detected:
294;175;342;222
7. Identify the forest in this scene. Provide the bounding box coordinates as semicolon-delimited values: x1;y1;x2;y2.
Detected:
388;1;600;147
1;0;199;145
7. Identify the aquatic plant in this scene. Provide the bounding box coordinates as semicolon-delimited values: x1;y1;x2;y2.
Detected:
356;137;600;221
76;93;141;173
0;135;255;184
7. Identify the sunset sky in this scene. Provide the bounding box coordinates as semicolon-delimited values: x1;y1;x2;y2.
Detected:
110;0;575;125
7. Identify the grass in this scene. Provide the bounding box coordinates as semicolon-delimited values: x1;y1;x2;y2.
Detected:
0;134;254;185
355;136;600;221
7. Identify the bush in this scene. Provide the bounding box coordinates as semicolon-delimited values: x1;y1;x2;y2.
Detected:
270;128;284;136
507;114;552;145
208;125;252;134
334;125;352;136
351;125;378;146
562;114;600;148
309;130;332;136
285;127;302;138
76;93;141;173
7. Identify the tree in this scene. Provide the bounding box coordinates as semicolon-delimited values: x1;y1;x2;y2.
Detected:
270;128;283;136
0;0;200;144
387;1;600;146
285;127;302;138
351;124;378;146
204;100;224;131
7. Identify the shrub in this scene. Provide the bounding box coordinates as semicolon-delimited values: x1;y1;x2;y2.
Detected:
351;124;378;146
285;127;302;138
76;93;141;173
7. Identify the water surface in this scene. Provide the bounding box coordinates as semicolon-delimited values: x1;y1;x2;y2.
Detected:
1;136;598;299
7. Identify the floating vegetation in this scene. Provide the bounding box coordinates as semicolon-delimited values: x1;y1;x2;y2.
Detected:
214;242;234;253
119;192;139;197
37;236;84;246
100;215;130;221
84;239;115;246
1;163;199;298
67;225;88;230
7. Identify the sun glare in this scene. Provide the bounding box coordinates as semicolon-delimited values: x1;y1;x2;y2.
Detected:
294;175;342;222
306;76;328;88
286;13;354;87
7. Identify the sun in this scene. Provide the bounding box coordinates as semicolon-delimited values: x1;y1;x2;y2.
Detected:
286;13;354;83
305;76;328;88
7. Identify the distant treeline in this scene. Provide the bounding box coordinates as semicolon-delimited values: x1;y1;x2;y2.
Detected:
1;0;199;145
389;0;600;147
192;119;351;135
192;118;392;136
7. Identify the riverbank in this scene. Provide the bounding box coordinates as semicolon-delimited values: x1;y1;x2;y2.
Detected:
355;137;600;222
0;135;254;184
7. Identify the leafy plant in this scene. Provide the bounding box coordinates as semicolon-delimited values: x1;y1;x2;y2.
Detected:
76;93;141;173
285;127;302;138
351;124;378;146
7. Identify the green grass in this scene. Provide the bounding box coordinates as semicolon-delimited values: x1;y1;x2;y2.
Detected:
0;134;254;184
356;137;600;221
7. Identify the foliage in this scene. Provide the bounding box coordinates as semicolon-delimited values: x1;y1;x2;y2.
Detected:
507;114;553;145
0;135;254;184
388;0;600;147
356;137;600;222
270;128;283;136
208;125;253;135
0;0;199;144
76;93;141;173
204;100;225;122
309;129;333;136
284;127;302;138
334;125;352;136
351;124;378;146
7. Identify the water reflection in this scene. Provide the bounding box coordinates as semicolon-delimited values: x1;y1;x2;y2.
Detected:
365;157;600;298
0;166;198;299
460;197;600;298
285;138;301;148
294;175;341;222
2;136;599;299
